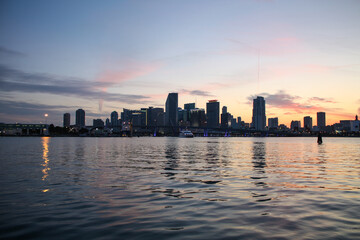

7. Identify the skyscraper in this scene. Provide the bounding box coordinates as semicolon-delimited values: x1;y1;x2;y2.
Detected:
251;96;266;130
206;100;220;129
317;112;326;128
304;116;313;130
184;103;195;123
63;113;70;127
165;93;178;128
268;117;278;129
111;111;119;127
76;109;85;127
291;120;301;131
190;109;206;127
221;106;229;128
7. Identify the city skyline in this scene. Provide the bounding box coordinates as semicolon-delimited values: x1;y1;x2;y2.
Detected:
1;1;360;126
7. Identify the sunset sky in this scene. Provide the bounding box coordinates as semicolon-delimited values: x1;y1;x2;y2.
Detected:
1;0;359;126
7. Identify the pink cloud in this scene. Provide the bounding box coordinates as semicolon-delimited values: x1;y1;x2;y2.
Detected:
97;62;162;85
95;62;162;111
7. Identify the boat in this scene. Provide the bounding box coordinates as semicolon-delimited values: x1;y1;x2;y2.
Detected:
179;130;194;138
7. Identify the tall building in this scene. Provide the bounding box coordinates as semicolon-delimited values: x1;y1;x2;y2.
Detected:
317;112;326;128
190;109;206;127
221;106;230;128
147;107;164;127
184;103;195;124
268;117;278;129
76;109;85;127
291;120;301;131
304;116;313;130
93;119;104;128
251;96;266;130
206;100;220;129
63;113;70;127
165;93;178;128
111;111;119;127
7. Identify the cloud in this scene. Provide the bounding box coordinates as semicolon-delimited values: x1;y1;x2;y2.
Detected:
0;100;71;123
0;99;113;124
247;90;327;114
0;65;150;105
308;97;336;104
0;46;26;57
179;89;214;97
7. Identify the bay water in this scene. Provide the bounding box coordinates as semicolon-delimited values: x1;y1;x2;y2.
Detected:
0;137;359;239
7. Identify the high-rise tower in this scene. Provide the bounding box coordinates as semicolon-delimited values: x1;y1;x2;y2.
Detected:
206;100;220;129
76;109;85;127
251;96;266;130
165;93;178;128
317;112;326;128
63;113;70;127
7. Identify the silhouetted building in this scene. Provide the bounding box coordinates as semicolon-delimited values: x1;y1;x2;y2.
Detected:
121;108;132;124
63;113;70;127
178;108;188;126
221;106;231;128
165;93;178;128
105;118;110;128
184;103;195;122
147;107;164;127
206;100;220;129
291;120;301;131
268;117;278;130
93;119;104;128
252;96;266;130
317;112;326;128
76;109;85;127
111;111;119;127
304;116;313;131
190;108;206;127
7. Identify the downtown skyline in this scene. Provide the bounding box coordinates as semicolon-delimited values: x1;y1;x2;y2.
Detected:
1;0;360;126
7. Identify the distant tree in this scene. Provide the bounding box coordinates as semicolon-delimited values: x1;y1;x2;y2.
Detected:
79;128;89;135
48;124;55;135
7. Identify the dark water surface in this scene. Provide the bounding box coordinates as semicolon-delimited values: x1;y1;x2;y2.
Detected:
1;137;359;239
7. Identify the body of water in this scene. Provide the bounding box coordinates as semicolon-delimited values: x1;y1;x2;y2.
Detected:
0;137;359;239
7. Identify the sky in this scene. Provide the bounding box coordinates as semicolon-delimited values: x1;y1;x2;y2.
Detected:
0;0;359;126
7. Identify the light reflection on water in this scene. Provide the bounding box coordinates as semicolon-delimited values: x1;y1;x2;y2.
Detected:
0;137;359;239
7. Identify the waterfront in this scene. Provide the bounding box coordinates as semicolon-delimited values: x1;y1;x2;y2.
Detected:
0;137;359;239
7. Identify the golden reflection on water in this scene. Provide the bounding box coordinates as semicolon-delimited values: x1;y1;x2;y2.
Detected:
42;137;50;181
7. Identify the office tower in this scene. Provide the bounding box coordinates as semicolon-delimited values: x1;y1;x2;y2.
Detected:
93;119;104;128
184;103;195;111
221;106;229;128
206;100;220;129
251;96;266;130
147;107;164;127
184;103;196;123
178;108;187;123
121;108;132;124
190;109;206;127
111;111;119;127
304;116;313;130
165;93;178;127
76;109;85;127
105;118;110;128
268;117;279;129
63;113;70;127
317;112;326;127
290;120;301;131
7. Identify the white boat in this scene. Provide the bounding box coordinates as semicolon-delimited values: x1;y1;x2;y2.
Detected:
179;130;194;138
